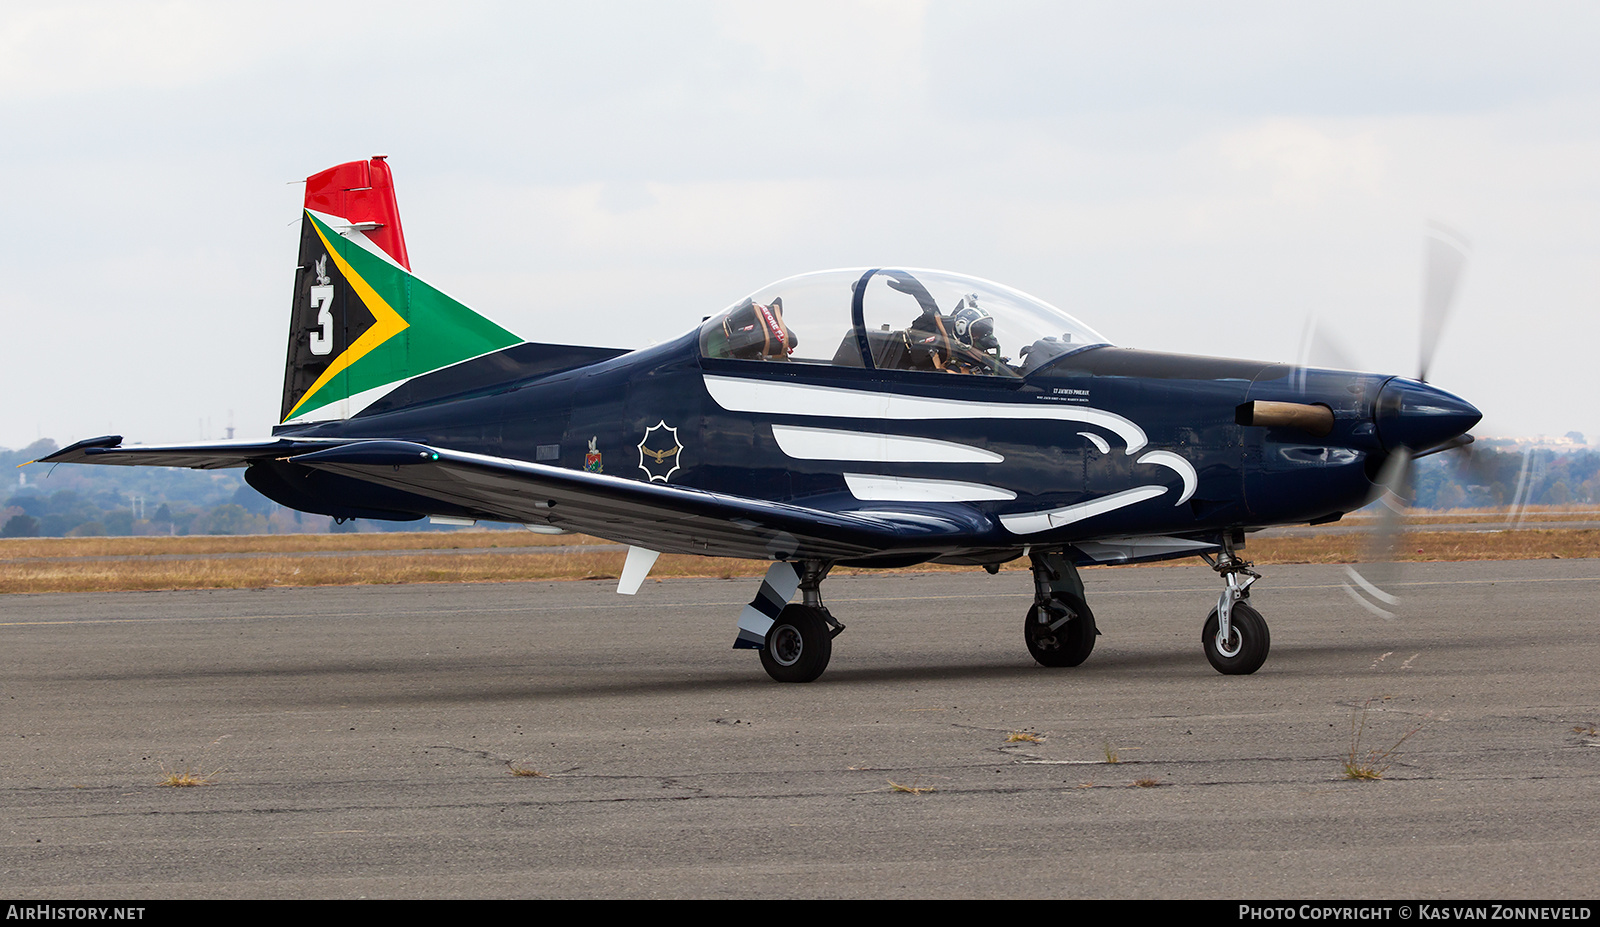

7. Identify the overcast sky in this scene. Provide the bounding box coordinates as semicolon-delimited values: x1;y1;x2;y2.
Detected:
3;1;1596;450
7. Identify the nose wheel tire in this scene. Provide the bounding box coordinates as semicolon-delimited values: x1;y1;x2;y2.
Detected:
1201;602;1270;675
1024;594;1097;667
760;604;833;683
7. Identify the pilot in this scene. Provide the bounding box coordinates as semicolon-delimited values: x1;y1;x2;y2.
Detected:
951;299;999;356
901;310;953;371
712;297;797;360
945;298;1008;375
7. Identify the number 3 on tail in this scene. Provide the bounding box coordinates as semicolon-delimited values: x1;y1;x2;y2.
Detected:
308;253;335;356
308;286;334;355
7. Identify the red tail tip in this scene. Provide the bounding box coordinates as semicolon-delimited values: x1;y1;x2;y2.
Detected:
303;157;411;271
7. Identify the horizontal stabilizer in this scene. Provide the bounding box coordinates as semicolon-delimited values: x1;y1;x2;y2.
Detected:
36;435;355;470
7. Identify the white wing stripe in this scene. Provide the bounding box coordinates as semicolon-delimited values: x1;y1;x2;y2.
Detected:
999;486;1168;535
772;425;1003;463
1136;450;1198;505
843;474;1018;502
705;375;1147;453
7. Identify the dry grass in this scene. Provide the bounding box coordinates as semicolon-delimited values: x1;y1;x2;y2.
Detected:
1102;742;1119;764
1006;731;1044;743
1131;777;1162;788
0;528;612;559
1250;529;1600;565
1343;698;1424;781
0;549;772;595
158;767;219;787
508;763;547;778
1341;504;1600;526
1342;763;1384;781
2;521;1596;595
887;779;936;794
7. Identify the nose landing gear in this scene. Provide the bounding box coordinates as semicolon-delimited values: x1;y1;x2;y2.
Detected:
1200;538;1270;675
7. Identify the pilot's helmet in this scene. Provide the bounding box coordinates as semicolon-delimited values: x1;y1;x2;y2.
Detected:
722;297;795;359
951;300;999;354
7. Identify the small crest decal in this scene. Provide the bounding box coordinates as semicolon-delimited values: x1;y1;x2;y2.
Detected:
637;421;683;482
584;436;603;473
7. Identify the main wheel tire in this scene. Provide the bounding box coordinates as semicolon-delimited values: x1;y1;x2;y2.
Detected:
1201;602;1270;675
1024;594;1096;667
760;604;833;683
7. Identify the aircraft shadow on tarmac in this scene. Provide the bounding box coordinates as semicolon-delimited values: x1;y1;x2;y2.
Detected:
42;630;1494;706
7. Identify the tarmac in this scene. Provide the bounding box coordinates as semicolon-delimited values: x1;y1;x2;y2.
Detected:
2;559;1598;899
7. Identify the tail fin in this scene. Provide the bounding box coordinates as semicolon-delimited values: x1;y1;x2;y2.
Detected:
281;156;523;425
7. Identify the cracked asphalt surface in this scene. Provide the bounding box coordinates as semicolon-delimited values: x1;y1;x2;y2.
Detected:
3;560;1598;898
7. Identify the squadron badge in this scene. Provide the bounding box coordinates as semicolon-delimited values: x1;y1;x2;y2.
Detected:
637;421;683;482
584;436;603;473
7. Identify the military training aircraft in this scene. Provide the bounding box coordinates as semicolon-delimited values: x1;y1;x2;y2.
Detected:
39;156;1482;682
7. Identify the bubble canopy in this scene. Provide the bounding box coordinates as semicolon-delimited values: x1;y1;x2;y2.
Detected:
698;268;1110;378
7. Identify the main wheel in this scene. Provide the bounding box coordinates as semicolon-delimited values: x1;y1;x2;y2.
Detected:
760;605;832;683
1024;594;1096;667
1201;602;1270;675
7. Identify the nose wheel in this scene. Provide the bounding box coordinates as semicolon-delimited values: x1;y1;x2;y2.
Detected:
1201;602;1269;674
1200;541;1270;675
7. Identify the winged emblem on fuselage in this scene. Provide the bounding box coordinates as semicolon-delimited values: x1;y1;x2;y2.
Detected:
637;421;683;482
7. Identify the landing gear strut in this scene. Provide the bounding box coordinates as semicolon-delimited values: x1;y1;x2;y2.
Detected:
1024;549;1097;667
1200;535;1270;675
759;560;844;683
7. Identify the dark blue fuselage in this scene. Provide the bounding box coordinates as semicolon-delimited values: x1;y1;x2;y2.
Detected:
257;330;1423;564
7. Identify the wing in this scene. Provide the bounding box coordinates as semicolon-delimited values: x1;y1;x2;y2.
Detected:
287;440;995;562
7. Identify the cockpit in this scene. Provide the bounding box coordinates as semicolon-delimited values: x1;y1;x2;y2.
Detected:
698;268;1109;377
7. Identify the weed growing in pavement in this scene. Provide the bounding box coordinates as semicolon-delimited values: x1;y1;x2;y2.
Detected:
158;766;220;787
1343;698;1424;781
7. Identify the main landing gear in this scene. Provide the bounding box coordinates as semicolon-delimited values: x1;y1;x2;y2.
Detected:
1024;549;1097;668
758;561;844;683
1199;538;1270;675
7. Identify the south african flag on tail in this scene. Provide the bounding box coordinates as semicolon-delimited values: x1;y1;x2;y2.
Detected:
281;157;523;425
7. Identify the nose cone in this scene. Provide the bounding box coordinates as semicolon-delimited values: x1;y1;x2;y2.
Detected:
1374;378;1482;452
